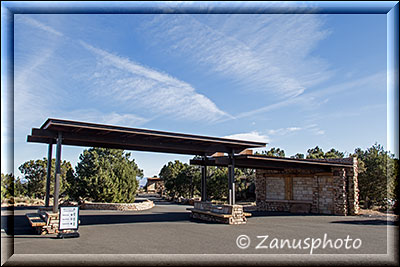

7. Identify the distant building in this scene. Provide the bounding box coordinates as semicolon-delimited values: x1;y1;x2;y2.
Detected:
145;177;165;195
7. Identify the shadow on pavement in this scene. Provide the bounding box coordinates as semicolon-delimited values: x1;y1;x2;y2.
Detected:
153;201;190;206
1;206;43;211
331;219;397;226
2;215;36;236
79;212;192;225
249;211;333;217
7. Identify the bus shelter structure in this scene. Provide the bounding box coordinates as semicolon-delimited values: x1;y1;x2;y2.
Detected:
190;155;358;216
27;118;266;213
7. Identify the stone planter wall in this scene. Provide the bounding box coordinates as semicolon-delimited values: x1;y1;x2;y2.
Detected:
80;200;154;211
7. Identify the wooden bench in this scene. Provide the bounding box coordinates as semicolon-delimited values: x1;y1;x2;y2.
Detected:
26;209;78;235
26;211;60;234
25;213;46;228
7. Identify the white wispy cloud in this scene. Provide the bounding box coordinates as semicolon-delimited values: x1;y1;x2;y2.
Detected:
19;16;64;37
268;127;302;135
302;124;325;136
80;41;231;122
224;131;269;143
141;14;332;98
13;14;229;142
57;109;149;127
13;16;151;146
14;16;69;131
235;96;304;119
14;41;61;135
235;71;387;120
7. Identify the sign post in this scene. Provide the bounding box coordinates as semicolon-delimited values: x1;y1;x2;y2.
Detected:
57;206;80;239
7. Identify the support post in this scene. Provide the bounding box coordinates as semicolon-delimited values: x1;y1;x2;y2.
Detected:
53;132;62;213
201;156;207;201
45;143;53;207
228;152;235;205
231;154;235;205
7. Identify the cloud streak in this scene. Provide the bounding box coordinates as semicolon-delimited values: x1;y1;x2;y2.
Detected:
224;131;269;143
141;14;332;98
235;71;387;120
80;41;231;122
13;16;151;146
19;16;64;37
268;127;302;136
14;15;230;130
55;109;150;127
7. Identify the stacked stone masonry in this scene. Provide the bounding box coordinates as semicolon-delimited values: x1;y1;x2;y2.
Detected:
191;201;247;224
80;200;154;211
266;177;285;200
293;177;313;201
255;157;359;215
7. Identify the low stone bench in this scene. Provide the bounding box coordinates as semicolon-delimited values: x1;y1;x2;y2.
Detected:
188;201;251;225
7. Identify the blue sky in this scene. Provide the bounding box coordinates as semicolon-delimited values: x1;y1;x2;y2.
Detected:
2;8;391;179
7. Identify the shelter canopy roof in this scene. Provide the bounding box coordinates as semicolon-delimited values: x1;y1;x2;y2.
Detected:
190;154;354;171
27;118;266;156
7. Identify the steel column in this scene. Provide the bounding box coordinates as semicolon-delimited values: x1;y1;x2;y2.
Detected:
45;143;53;207
201;157;207;201
232;155;235;205
228;164;232;205
201;165;205;201
52;132;62;213
228;152;235;205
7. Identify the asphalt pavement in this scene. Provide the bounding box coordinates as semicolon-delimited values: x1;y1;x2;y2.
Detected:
1;199;398;265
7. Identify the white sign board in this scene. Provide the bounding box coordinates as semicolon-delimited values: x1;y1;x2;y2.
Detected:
59;206;79;230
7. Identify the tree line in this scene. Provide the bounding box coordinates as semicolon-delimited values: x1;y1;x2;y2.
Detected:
158;160;255;201
1;143;398;210
159;144;398;210
1;148;142;203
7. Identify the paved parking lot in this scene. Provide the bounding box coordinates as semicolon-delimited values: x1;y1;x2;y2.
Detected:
1;200;397;264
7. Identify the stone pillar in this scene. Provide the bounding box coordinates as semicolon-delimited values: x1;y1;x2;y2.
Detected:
333;168;347;215
311;175;319;213
347;157;360;215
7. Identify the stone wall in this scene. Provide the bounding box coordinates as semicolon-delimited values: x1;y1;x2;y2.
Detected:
255;159;359;215
265;177;285;200
293;177;313;201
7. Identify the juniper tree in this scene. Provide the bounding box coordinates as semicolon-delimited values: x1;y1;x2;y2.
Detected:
74;148;142;203
352;143;397;209
18;159;73;199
